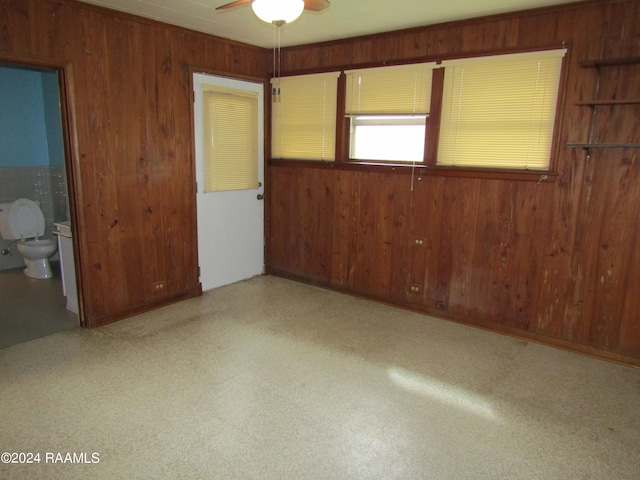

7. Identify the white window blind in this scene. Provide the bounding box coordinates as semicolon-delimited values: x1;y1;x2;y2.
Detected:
345;63;436;115
202;85;259;192
437;49;566;170
271;72;340;161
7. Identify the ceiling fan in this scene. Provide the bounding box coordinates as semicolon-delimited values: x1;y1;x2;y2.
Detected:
216;0;330;26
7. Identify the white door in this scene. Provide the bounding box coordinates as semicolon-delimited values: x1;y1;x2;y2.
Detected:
193;73;265;291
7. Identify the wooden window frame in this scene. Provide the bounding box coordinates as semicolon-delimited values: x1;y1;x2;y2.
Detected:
271;44;568;183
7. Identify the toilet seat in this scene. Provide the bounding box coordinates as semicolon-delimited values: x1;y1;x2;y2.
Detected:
8;198;45;239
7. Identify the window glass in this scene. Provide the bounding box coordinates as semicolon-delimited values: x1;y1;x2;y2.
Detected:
437;49;566;170
345;63;435;162
271;72;340;161
202;85;258;192
350;115;426;162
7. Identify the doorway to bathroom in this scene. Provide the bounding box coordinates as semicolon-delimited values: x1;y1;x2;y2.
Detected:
0;61;80;348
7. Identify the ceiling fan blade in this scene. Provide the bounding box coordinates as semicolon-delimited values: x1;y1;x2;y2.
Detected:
303;0;330;12
216;0;253;11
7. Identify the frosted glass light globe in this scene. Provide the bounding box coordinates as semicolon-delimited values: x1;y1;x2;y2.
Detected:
252;0;305;25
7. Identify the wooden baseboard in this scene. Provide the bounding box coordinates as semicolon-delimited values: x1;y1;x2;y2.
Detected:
85;285;201;328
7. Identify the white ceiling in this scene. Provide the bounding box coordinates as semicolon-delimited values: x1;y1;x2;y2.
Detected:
75;0;575;48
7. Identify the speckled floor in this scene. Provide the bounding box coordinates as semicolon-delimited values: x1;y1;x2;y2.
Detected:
1;275;638;479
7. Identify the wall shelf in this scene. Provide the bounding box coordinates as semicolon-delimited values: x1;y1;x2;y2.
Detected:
569;56;640;158
567;143;640;149
566;143;640;160
575;99;640;106
579;56;640;68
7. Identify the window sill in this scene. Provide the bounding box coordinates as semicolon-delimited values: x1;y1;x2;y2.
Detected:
424;165;557;182
268;158;557;183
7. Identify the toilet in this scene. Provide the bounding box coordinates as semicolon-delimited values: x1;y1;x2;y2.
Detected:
0;199;58;279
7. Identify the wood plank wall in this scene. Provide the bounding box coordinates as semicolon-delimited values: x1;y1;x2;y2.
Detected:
0;0;268;326
268;0;640;364
1;0;637;364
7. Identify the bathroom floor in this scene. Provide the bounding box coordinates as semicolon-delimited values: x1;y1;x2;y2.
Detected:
0;262;78;348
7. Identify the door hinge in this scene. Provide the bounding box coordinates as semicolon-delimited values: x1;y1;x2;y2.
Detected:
197;266;201;277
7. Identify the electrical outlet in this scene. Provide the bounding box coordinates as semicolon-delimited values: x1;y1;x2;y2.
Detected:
153;281;165;290
408;284;422;294
412;237;426;247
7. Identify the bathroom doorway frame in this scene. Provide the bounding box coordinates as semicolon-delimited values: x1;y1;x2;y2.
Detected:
0;53;85;327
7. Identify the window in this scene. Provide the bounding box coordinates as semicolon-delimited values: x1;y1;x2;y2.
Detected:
271;71;340;161
268;48;567;174
345;63;435;162
202;85;259;192
437;49;566;170
350;115;427;162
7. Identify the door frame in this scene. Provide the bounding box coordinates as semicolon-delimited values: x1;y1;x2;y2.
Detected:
188;66;270;290
0;52;86;326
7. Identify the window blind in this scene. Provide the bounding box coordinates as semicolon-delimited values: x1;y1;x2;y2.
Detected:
202;85;259;192
271;72;340;161
437;49;566;170
345;62;436;115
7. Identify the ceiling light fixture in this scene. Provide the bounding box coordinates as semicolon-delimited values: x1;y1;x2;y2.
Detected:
251;0;305;26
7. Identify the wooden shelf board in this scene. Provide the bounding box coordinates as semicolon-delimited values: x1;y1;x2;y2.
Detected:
579;56;640;68
567;143;640;149
575;99;640;106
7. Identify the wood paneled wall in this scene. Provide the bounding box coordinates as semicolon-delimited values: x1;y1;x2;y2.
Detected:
268;0;640;364
0;0;268;326
2;0;638;364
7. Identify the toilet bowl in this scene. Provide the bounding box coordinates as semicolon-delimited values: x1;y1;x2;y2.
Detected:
0;198;58;279
17;238;58;279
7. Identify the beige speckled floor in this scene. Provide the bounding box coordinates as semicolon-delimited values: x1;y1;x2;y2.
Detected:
1;275;638;479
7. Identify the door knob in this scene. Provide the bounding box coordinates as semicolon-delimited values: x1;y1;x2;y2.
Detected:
257;194;264;200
